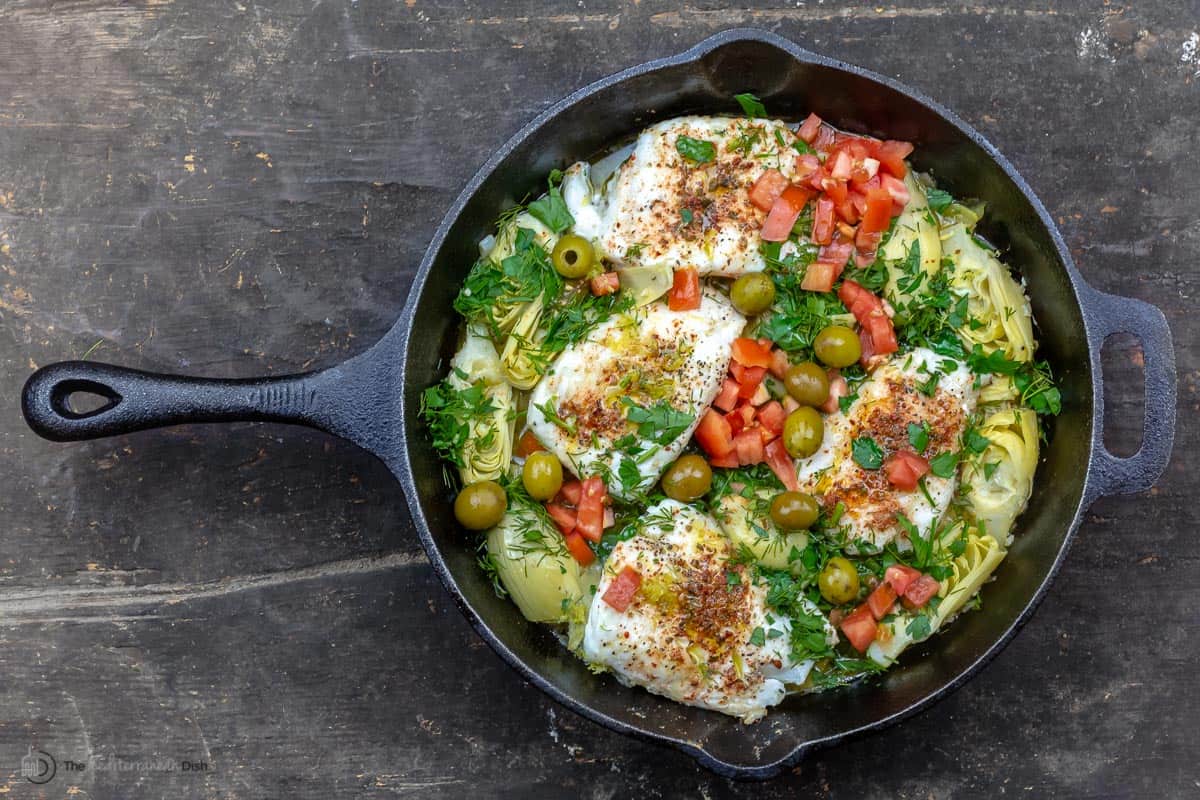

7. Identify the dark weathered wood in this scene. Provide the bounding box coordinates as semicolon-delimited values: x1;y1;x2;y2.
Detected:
0;1;1194;797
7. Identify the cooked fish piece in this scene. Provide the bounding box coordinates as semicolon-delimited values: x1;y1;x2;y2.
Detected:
562;115;809;277
582;500;834;722
794;348;979;552
526;289;744;499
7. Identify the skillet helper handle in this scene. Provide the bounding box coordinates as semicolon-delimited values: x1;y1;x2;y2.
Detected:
24;360;332;442
1081;285;1176;500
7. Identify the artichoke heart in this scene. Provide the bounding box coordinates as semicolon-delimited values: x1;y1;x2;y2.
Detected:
882;171;943;303
944;223;1035;363
715;492;808;570
485;498;583;624
449;329;514;484
962;408;1039;542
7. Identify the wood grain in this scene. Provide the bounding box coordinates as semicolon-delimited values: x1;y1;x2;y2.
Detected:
0;1;1195;797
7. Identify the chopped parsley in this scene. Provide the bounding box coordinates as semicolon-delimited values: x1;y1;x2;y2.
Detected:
734;92;767;118
419;371;498;469
526;169;574;234
676;135;716;164
908;422;930;453
851;437;885;470
929;450;960;478
622;399;693;445
924;188;955;212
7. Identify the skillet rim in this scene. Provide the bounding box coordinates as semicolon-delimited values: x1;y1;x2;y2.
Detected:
393;27;1099;778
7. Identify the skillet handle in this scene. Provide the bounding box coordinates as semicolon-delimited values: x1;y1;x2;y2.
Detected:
21;356;398;458
1080;285;1176;501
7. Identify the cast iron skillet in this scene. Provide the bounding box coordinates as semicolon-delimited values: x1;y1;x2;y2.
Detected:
21;30;1176;779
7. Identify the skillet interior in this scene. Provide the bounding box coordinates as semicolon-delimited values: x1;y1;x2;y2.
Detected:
399;31;1092;776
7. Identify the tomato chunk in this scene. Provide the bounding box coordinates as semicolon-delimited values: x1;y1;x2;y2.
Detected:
801;261;839;293
819;373;848;414
730;337;773;368
575;476;606;543
764;439;800;492
904;574;941;609
668;267;701;311
736;366;767;400
885;451;930;491
564;532;595;566
873;139;914;178
797;112;823;143
602;566;643;611
839;280;898;357
515;429;545;458
708;451;740;469
885;564;923;596
818;232;855;267
761;185;812;242
811;196;836;246
859;186;894;235
557;479;582;507
768;347;790;380
794;153;821;179
713;378;741;413
840;605;877;653
866;582;897;620
757;400;786;436
695;410;735;458
545;503;577;535
734;428;766;465
590;271;620;296
748;169;790;212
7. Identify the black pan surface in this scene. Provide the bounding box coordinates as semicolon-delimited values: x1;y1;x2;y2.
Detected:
22;30;1175;778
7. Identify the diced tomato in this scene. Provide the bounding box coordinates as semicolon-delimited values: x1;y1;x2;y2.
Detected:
858;325;876;368
734;428;766;466
736;366;767;400
557;479;582;506
764;439;800;492
839;280;898;357
885;565;923;596
575;475;606;543
602;566;642;612
748;381;771;407
800;261;838;293
761;185;812;242
820;374;848;414
840;605;878;653
797;112;823;143
725;404;754;435
828;150;853;181
590;271;620;296
859;187;894;235
872;139;914;178
822;178;848;205
818;232;855;267
757;400;786;436
668;268;701;311
564;532;595;566
769;347;790;380
880;173;910;210
515;429;545;458
903;574;940;609
794;153;821;179
812;124;837;153
546;503;577;535
731;337;773;368
811;196;835;246
867;582;897;620
885;450;931;491
748;169;791;212
713;378;740;413
695;410;735;458
708;451;740;469
604;506;615;529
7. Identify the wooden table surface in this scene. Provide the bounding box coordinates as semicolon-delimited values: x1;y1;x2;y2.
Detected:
0;1;1195;797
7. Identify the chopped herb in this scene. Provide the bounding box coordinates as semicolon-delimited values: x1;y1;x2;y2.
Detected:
726;570;743;588
676;135;716;164
983;461;1000;480
420;372;498;468
623;399;693;445
838;391;859;415
526;169;575;234
907;422;930;453
963;427;991;455
929;451;960;478
905;613;932;640
734;92;767;118
680;208;694;225
748;626;767;647
535;399;576;435
792;138;816;156
925;188;955;212
852;437;885;470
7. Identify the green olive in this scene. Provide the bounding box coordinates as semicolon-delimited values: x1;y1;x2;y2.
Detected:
729;272;776;316
551;234;595;279
784;362;831;407
782;406;824;458
661;454;713;502
454;480;507;530
818;556;861;605
813;325;861;368
522;452;564;501
769;491;820;531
